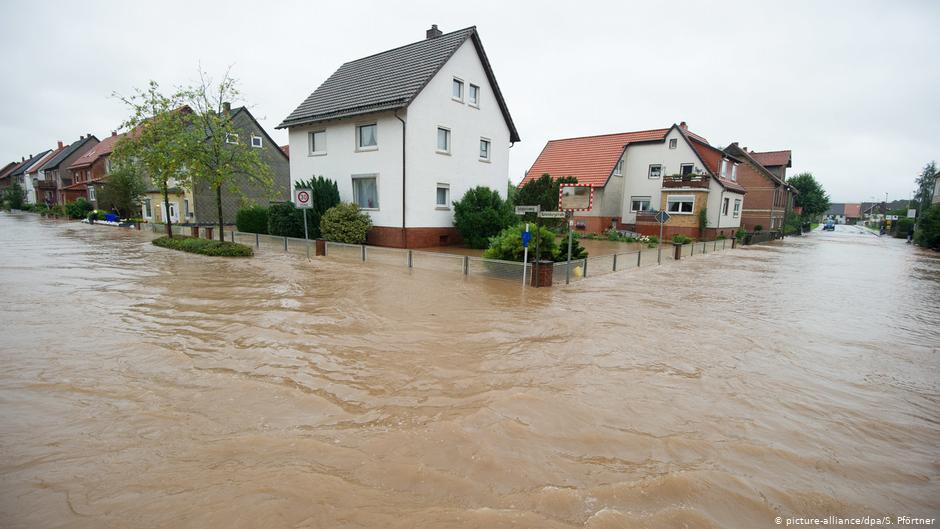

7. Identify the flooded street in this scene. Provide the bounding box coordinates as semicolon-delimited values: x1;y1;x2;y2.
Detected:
1;212;938;528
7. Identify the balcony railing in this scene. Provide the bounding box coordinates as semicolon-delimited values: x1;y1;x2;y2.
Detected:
662;174;709;189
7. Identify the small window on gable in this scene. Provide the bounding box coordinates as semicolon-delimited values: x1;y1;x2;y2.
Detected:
720;159;728;176
437;127;451;153
468;84;480;107
669;138;678;149
479;138;491;160
680;164;694;176
452;78;464;102
613;159;623;176
309;130;326;155
225;133;238;144
731;163;738;181
251;135;262;148
648;164;662;179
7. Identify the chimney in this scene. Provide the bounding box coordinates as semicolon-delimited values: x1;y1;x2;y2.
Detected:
426;24;442;39
222;102;231;115
57;141;64;149
80;135;85;140
679;121;688;130
111;131;117;137
21;156;25;162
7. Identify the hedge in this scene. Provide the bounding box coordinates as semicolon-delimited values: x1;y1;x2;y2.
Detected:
320;203;372;244
152;236;253;257
236;205;269;234
267;202;306;238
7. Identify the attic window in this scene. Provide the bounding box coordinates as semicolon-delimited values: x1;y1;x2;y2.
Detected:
731;163;738;181
669;138;678;149
452;78;464;102
469;84;480;107
225;133;238;145
613;159;623;176
251;135;262;148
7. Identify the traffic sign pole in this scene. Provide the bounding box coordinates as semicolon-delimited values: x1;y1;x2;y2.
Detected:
566;216;573;285
522;223;529;287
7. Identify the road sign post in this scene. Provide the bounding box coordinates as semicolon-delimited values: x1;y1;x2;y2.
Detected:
654;210;671;265
521;224;531;287
294;189;313;256
566;217;573;284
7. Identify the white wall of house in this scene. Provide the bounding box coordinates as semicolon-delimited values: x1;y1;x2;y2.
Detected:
401;39;511;228
288;111;405;229
286;40;511;231
619;128;707;224
705;184;745;230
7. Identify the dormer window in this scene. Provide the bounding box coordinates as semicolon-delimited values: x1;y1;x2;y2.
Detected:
452;78;464;102
731;163;738;181
669;138;678;149
720;159;728;176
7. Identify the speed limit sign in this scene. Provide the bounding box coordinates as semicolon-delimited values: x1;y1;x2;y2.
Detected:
294;188;313;209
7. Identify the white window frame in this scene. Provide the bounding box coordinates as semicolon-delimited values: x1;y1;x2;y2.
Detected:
669;138;678;149
630;196;651;213
479;137;491;161
435;183;450;209
731;163;738;181
452;77;464;102
250;135;263;148
143;199;152;219
613;159;623;176
722;197;730;215
720;159;728;177
225;133;238;145
733;199;741;218
468;83;480;107
680;163;694;176
356;123;378;151
87;186;96;201
352;174;379;210
184;199;191;219
666;195;695;214
309;130;327;156
436;126;451;154
648;164;663;179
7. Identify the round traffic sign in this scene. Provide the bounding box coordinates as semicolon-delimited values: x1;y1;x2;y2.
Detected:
297;191;310;204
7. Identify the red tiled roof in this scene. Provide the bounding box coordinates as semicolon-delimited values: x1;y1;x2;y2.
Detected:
749;150;791;168
844;203;861;218
280;145;289;157
689;140;747;193
25;147;65;175
521;128;672;187
68;133;125;170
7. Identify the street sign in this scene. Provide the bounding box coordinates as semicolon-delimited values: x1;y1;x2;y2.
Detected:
888;215;899;221
294;189;313;209
521;230;532;247
515;205;540;214
538;210;566;218
558;184;594;211
655;210;671;224
907;209;917;219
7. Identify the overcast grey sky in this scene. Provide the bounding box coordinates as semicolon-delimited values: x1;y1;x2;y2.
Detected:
1;0;937;202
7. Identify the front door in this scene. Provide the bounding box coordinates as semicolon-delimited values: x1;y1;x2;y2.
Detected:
160;202;180;223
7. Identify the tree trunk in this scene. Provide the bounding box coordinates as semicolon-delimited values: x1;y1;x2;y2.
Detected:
216;185;224;242
163;186;173;238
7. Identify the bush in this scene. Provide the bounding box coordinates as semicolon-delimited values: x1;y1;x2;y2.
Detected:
152;236;253;257
267;202;305;238
3;184;25;209
453;186;515;248
65;198;94;219
914;205;940;249
236;205;269;234
672;235;693;245
754;224;764;232
320;202;372;244
735;228;747;240
717;234;727;240
893;217;914;239
483;223;560;262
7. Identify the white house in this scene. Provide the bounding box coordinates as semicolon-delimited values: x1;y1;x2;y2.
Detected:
278;25;520;248
521;123;746;239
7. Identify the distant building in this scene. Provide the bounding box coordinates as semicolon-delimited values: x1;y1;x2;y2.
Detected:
724;144;796;231
827;203;862;224
66;131;127;209
36;135;100;205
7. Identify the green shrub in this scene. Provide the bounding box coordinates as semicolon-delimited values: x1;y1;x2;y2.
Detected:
3;184;25;209
320;202;372;244
646;235;659;245
453;186;515;248
893;217;914;239
605;228;621;241
736;228;747;240
754;224;764;232
293;176;341;239
236;205;269;234
672;235;693;245
267;202;305;238
483;223;560;262
66;198;94;219
717;234;727;240
152;236;253;257
698;207;708;238
914;205;940;249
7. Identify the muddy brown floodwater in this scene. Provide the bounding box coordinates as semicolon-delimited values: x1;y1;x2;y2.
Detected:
1;213;938;528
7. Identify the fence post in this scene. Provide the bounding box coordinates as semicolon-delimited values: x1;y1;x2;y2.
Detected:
613;253;618;272
256;233;259;248
714;240;718;251
691;243;694;256
361;245;366;262
637;251;642;267
284;236;288;252
463;255;469;275
408;250;413;268
703;241;707;254
583;258;588;277
231;231;235;243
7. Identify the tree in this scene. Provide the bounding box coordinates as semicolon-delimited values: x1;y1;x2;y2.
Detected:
453;186;515;248
3;183;25;210
320;203;372;244
506;179;519;205
788;172;830;222
914;204;940;249
112;81;194;238
514;173;578;211
184;69;275;241
913;161;937;214
96;166;147;218
293;176;340;239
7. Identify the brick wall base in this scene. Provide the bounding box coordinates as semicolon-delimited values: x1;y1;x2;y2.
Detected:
572;216;618;234
367;226;463;248
628;223;738;240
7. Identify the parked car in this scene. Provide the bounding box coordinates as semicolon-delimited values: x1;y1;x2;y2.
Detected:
823;221;835;231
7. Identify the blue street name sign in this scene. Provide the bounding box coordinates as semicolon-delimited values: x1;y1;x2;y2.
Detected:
521;231;532;247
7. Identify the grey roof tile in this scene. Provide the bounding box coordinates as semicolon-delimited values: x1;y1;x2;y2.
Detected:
39;135;98;172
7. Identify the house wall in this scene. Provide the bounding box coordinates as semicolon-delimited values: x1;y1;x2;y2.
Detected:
52;138;99;205
142;189;194;225
736;160;784;231
619;128;706;225
286;39;512;248
704;183;744;232
194;111;290;226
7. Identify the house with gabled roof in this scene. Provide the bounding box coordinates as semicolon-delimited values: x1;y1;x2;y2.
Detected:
28;143;67;205
4;151;52;202
723;143;795;231
278;25;520;248
66;131;126;209
36;134;99;205
521;122;746;239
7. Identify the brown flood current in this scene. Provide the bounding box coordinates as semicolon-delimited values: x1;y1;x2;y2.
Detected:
0;212;938;528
